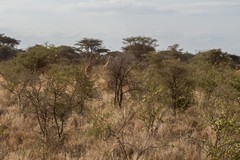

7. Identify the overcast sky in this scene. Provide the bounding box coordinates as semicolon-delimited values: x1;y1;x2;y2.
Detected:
0;0;240;54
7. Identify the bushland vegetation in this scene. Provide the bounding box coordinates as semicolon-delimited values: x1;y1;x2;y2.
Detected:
0;34;240;159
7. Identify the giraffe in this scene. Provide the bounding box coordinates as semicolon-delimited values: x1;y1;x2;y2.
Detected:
84;52;100;74
102;55;111;70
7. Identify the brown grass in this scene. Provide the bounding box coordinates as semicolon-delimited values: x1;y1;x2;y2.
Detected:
0;73;212;160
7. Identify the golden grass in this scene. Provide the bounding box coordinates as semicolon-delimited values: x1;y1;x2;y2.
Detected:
0;75;212;160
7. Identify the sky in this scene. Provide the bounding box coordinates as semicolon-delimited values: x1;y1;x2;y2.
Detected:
0;0;240;54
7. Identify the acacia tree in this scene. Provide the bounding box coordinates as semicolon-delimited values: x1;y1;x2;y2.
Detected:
0;34;20;61
25;65;94;135
0;44;95;158
191;60;240;159
0;45;55;108
75;38;104;55
20;65;94;157
75;38;109;71
192;49;233;66
56;45;80;63
122;36;158;60
0;34;20;48
156;59;194;116
107;54;136;107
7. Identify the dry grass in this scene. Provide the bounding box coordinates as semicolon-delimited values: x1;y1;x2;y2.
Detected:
0;74;212;160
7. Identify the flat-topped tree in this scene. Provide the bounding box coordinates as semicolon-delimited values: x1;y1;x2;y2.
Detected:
75;38;103;55
0;34;20;48
75;38;109;74
0;34;20;61
122;36;158;60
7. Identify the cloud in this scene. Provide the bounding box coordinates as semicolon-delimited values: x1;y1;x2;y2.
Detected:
55;0;177;16
187;1;240;8
0;0;240;54
54;0;240;16
155;1;240;14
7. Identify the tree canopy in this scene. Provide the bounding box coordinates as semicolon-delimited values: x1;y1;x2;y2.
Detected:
75;38;104;54
0;34;21;61
0;34;20;48
122;36;158;60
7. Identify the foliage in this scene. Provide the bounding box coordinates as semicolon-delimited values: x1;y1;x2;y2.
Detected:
87;110;112;139
0;34;20;61
0;59;34;107
158;59;194;115
139;104;163;136
149;44;194;64
75;38;104;54
205;109;240;160
0;45;60;107
192;57;240;160
1;32;240;159
26;64;94;137
192;49;234;67
0;45;17;61
137;49;195;116
0;48;95;158
0;33;20;48
5;45;57;75
107;53;136;107
56;45;80;63
122;36;158;60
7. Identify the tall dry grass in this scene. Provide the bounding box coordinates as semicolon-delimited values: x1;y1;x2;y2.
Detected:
0;74;211;160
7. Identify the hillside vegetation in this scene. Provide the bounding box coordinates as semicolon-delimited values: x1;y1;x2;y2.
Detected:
0;34;240;160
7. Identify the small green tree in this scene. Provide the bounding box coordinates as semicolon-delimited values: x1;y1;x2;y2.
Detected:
133;65;164;135
191;56;240;159
21;64;95;157
17;45;58;74
158;59;194;115
0;49;95;158
0;59;33;107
